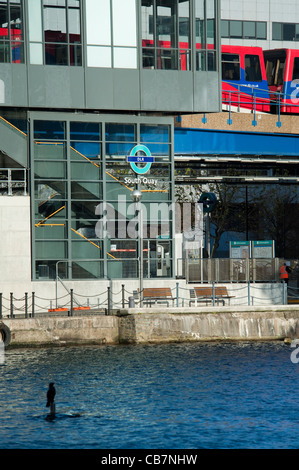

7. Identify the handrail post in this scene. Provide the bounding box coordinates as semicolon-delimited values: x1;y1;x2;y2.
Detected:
212;281;215;306
25;292;28;319
8;169;12;196
32;292;35;318
0;293;2;319
122;284;125;308
107;286;111;315
176;282;179;307
227;91;232;125
248;281;251;306
277;92;282;128
70;289;73;316
283;282;287;305
10;292;13;318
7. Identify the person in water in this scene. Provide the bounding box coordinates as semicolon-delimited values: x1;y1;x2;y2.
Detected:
46;382;56;415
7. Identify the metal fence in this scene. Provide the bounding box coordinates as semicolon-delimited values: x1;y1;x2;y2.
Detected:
177;258;287;283
0;281;290;319
0;168;27;196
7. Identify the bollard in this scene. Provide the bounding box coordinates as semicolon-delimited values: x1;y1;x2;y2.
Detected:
129;296;135;308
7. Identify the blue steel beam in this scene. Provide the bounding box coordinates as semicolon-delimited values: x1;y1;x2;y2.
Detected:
174;127;299;157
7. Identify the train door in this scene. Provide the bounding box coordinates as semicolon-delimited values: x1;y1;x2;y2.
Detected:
264;49;287;112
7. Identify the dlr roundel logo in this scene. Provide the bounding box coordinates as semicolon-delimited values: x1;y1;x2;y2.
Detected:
127;145;154;175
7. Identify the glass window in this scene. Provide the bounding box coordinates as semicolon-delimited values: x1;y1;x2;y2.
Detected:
140;124;169;144
264;51;286;86
70;122;100;141
71;142;101;160
112;0;136;47
141;0;154;68
195;0;205;49
222;53;240;81
272;23;282;41
34;142;66;160
86;0;111;46
244;21;255;39
71;161;101;181
257;21;267;40
28;0;42;42
87;46;111;68
221;20;229;38
292;58;299;80
113;47;137;69
43;0;82;66
245;55;262;82
34;120;65;140
34;161;66;178
230;21;242;39
0;0;24;63
206;0;215;46
105;123;136;142
284;23;295;41
179;0;190;48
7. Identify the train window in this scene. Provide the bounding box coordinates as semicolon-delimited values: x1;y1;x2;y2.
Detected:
264;52;286;86
221;53;240;81
292;58;299;80
245;55;262;82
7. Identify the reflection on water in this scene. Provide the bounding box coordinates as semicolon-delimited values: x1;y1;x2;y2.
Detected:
0;341;298;449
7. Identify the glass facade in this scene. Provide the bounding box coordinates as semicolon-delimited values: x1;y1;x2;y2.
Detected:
31;114;174;281
0;0;24;63
3;0;220;77
141;0;218;71
28;0;82;66
221;20;267;41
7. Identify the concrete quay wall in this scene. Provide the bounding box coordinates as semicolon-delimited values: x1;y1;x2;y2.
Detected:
2;306;299;348
2;316;119;347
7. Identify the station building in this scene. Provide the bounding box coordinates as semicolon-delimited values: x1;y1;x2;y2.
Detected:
221;0;299;50
0;0;221;301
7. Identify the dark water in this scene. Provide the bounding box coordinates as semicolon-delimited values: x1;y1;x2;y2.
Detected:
0;341;298;449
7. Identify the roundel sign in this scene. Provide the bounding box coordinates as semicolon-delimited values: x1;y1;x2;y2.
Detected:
127;145;154;175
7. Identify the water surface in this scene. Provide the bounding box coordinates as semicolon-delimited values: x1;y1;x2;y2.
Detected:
0;341;298;449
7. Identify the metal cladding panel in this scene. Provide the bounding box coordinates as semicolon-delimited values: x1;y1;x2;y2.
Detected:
27;66;85;108
193;72;221;112
110;69;140;110
0;64;28;107
174;127;299;157
85;68;114;109
0;64;221;113
85;68;140;110
141;70;194;112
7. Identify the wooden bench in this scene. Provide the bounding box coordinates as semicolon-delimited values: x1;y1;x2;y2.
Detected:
142;287;175;307
189;286;234;306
